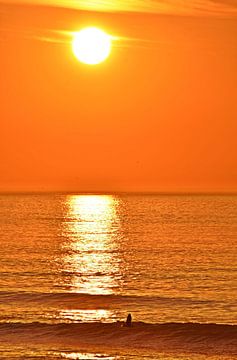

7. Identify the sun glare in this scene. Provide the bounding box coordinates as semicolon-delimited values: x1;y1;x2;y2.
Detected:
72;27;112;65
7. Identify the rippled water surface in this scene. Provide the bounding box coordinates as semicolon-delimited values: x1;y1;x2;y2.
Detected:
0;194;236;359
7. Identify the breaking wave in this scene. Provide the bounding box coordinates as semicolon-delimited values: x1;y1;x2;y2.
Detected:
0;321;236;356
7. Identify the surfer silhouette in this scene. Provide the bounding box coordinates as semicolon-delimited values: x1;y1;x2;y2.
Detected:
125;313;132;327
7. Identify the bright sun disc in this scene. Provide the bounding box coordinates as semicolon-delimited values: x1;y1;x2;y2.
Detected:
72;27;112;65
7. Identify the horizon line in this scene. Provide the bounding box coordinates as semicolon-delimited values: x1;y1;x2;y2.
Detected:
0;190;236;196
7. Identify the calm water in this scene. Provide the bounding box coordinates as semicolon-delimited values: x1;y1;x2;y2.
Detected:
0;194;236;359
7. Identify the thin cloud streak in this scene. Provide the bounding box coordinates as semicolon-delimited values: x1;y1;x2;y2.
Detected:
0;27;71;44
0;25;141;49
2;0;237;16
32;30;71;44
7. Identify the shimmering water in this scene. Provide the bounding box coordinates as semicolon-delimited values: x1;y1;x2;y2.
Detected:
0;194;236;359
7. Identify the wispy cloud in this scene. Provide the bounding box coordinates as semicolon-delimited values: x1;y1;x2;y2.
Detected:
2;0;237;16
31;29;72;44
3;26;153;51
0;26;73;44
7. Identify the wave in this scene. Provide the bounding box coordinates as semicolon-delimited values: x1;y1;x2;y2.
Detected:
0;290;216;306
0;321;236;355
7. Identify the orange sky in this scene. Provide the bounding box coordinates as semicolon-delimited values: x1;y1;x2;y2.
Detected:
1;1;237;193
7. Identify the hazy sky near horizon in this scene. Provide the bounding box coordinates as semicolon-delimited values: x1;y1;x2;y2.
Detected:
1;1;237;192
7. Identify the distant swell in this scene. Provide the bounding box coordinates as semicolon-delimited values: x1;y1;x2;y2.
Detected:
0;321;236;355
0;290;216;306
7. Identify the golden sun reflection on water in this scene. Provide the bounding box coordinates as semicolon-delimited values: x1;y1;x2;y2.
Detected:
60;309;115;323
61;352;115;360
62;195;121;296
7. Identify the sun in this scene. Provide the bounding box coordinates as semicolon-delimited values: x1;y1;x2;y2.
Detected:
72;27;112;65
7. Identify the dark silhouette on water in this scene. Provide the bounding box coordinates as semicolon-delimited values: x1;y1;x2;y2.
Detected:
125;313;132;327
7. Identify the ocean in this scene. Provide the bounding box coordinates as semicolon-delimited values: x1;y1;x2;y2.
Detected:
0;194;236;359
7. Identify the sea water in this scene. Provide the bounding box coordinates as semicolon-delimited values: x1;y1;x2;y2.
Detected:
0;194;236;359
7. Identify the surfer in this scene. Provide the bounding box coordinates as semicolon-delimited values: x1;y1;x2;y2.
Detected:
125;313;132;327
